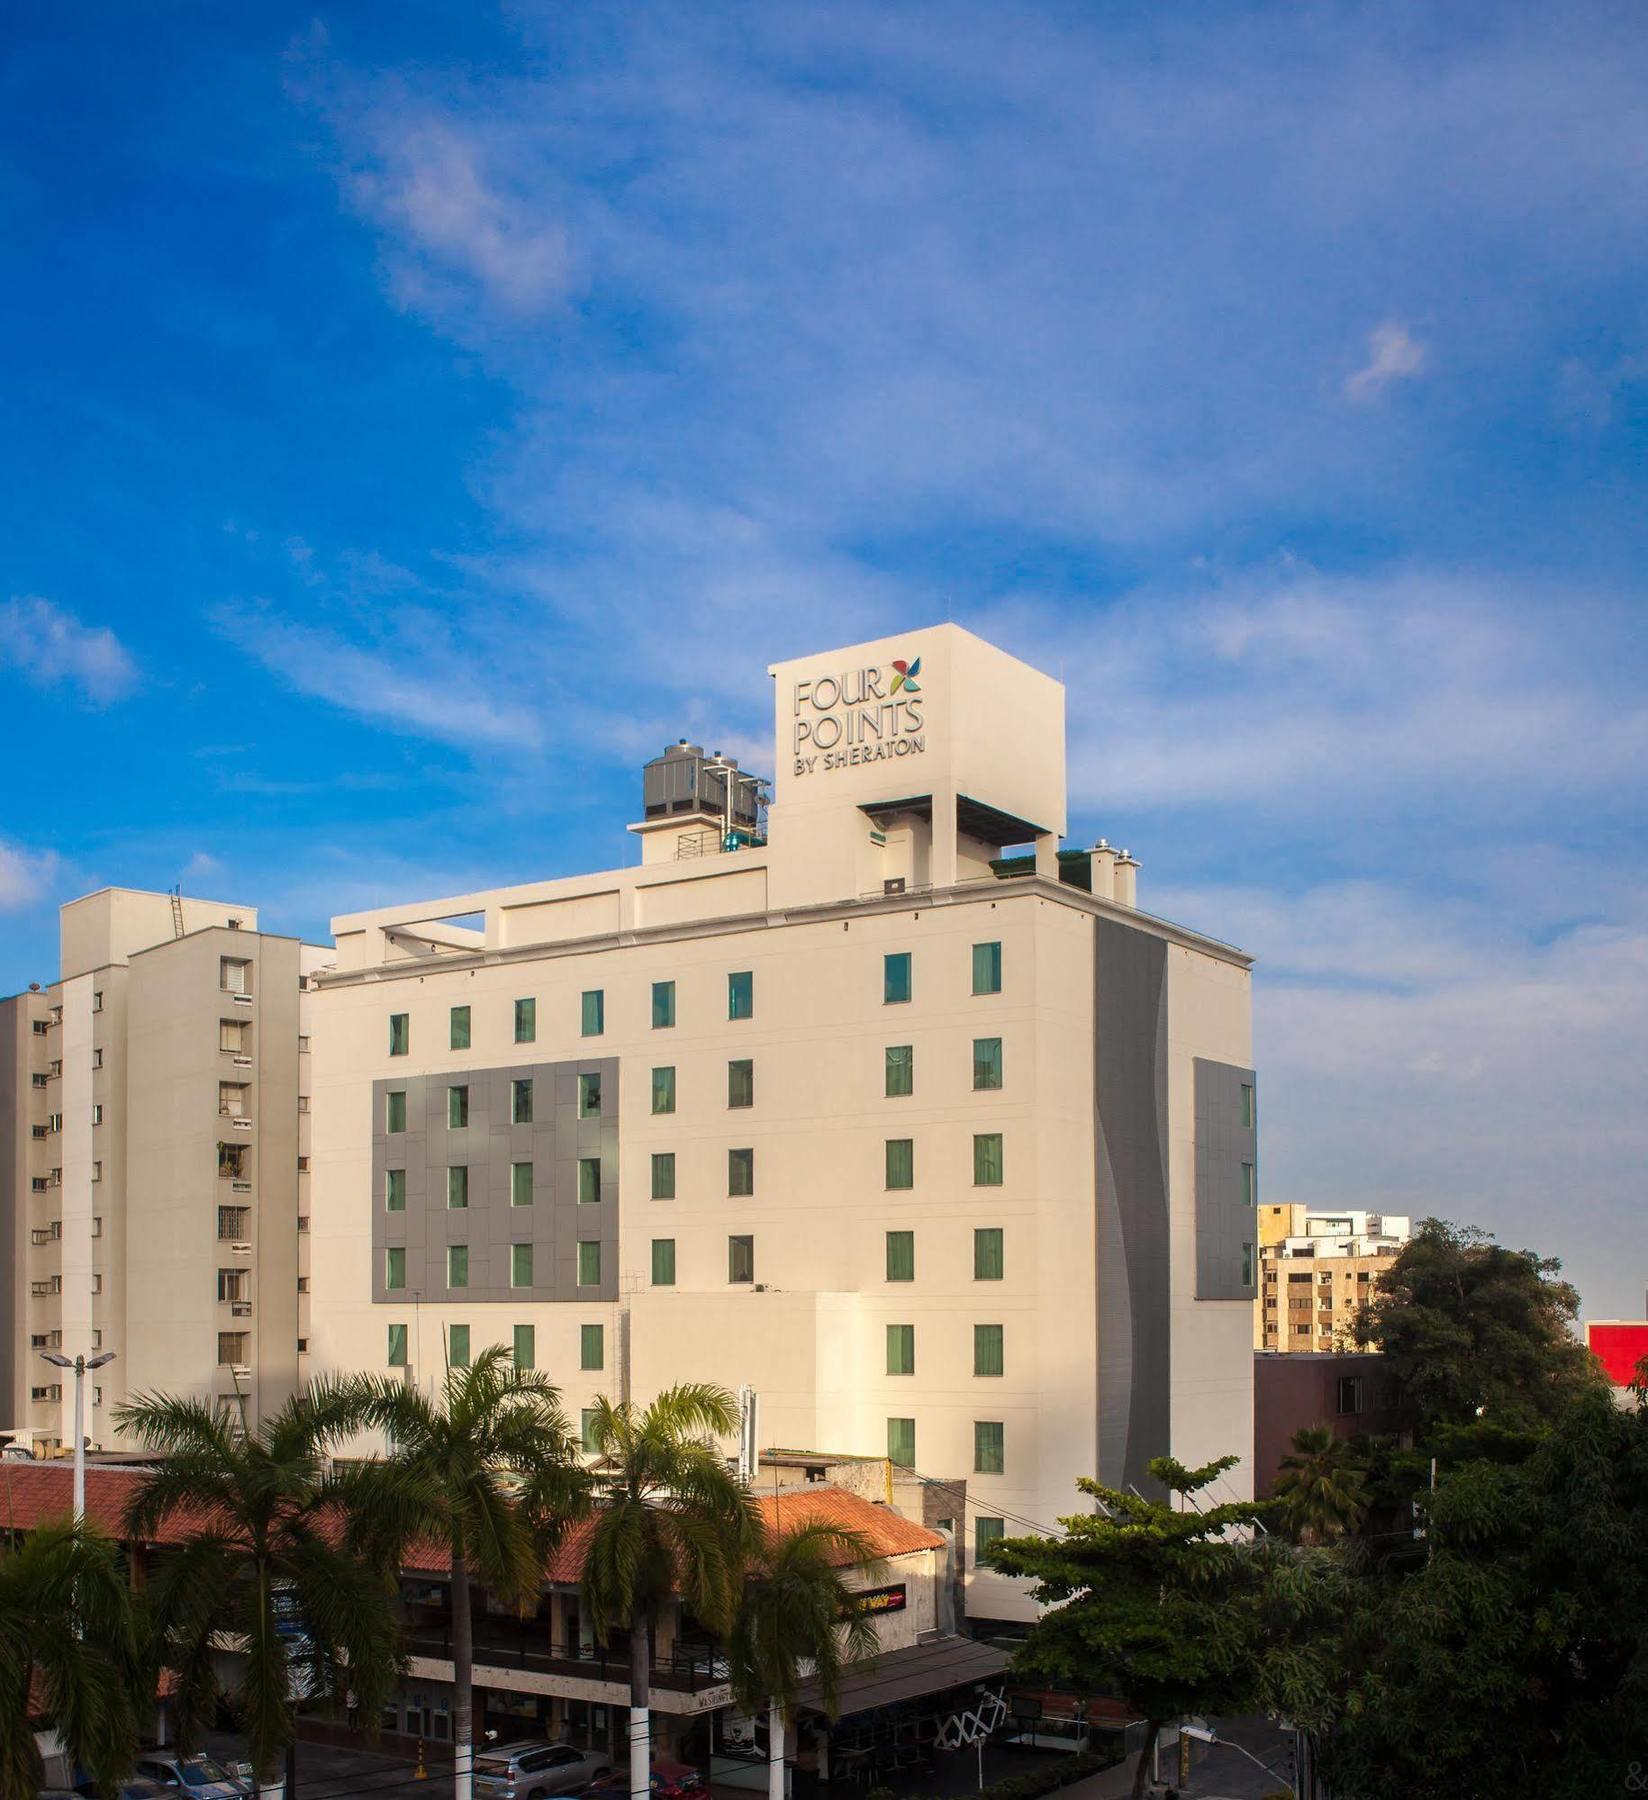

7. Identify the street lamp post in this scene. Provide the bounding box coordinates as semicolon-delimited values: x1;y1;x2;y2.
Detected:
39;1349;116;1521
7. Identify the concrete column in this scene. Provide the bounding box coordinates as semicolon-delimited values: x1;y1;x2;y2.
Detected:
1090;842;1116;902
930;797;958;889
1033;832;1059;879
1113;852;1139;908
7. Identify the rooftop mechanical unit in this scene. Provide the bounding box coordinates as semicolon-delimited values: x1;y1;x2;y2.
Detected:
642;740;767;845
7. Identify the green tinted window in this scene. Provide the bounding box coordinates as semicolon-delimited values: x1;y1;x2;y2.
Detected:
581;990;604;1037
728;1235;754;1283
389;1013;409;1057
580;1323;604;1371
652;1066;676;1114
386;1090;407;1132
447;1166;469;1209
885;1230;915;1282
974;1228;1004;1280
385;1169;406;1212
449;1006;471;1050
1241;1083;1255;1128
651;1238;676;1286
973;1037;1002;1091
727;1059;754;1108
886;1324;915;1376
384;1247;406;1291
513;1324;535;1370
1242;1162;1257;1205
728;1148;754;1196
512;1079;533;1124
651;1153;676;1200
448;1085;469;1129
973;1133;1004;1186
578;1158;602;1204
387;1323;407;1367
728;971;754;1020
971;941;1002;996
447;1244;468;1288
974;1420;1004;1474
448;1324;470;1369
883;952;912;1004
510;1243;533;1288
974;1324;1004;1378
887;1417;915;1468
974;1516;1005;1561
652;981;676;1028
885;1139;914;1190
511;1161;533;1206
577;1240;601;1286
581;1408;600;1452
578;1072;602;1118
884;1044;913;1097
514;997;536;1043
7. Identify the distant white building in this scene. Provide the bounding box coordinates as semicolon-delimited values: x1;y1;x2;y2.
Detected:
1256;1205;1412;1352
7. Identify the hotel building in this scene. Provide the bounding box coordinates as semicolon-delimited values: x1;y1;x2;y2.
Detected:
0;888;318;1447
307;624;1261;1623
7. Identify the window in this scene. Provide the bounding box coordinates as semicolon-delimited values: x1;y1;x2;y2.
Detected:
31;1072;47;1089
582;1408;600;1453
447;1167;469;1209
727;1058;754;1109
578;1072;602;1117
886;1324;915;1376
217;1332;248;1366
1336;1375;1365;1417
974;1324;1004;1377
386;1169;407;1212
651;1238;676;1286
218;1083;249;1119
580;1323;604;1371
511;1243;534;1288
1241;1162;1257;1205
727;970;754;1021
973;1037;1003;1091
974;1228;1004;1281
221;958;251;996
386;1090;407;1133
448;1085;470;1129
387;1324;408;1368
219;1018;248;1053
216;1268;248;1303
887;1417;915;1468
578;1157;602;1205
513;1324;536;1369
448;1244;469;1288
728;1147;754;1196
973;1133;1004;1186
883;952;912;1005
974;1516;1005;1563
92;989;103;1013
450;1005;471;1050
581;990;604;1037
91;1161;102;1183
217;1205;249;1240
449;1324;470;1369
91;1048;102;1070
389;1013;409;1057
1241;1082;1256;1128
651;1153;676;1201
652;981;676;1028
885;1230;915;1282
511;1161;533;1207
1241;1242;1255;1287
972;941;1002;995
728;1234;755;1283
884;1044;913;1097
577;1240;602;1286
385;1248;406;1291
885;1138;914;1190
652;1066;676;1114
512;1078;534;1124
974;1420;1005;1474
515;997;537;1044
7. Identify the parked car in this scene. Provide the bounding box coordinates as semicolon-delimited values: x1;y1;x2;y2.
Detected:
580;1760;704;1800
128;1753;252;1798
474;1742;612;1800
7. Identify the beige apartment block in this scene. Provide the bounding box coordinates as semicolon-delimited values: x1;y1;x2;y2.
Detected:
1256;1206;1411;1353
0;888;316;1449
308;625;1261;1623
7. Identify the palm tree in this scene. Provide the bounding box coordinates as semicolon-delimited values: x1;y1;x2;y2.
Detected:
340;1345;590;1800
1271;1424;1370;1545
116;1382;404;1800
0;1517;145;1800
581;1385;758;1800
728;1518;883;1800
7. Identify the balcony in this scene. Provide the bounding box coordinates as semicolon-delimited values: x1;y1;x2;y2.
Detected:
403;1613;729;1695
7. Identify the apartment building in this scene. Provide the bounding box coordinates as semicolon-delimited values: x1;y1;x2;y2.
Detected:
0;888;317;1447
1255;1204;1410;1353
307;624;1261;1624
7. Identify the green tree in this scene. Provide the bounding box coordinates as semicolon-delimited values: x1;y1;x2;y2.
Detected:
1355;1218;1603;1433
727;1519;882;1800
987;1457;1270;1800
582;1385;758;1800
341;1346;590;1800
1270;1426;1370;1545
0;1518;145;1800
116;1384;403;1800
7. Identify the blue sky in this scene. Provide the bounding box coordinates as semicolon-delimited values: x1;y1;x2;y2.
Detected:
3;2;1645;1319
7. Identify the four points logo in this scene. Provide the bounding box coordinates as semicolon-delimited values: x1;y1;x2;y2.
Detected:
890;656;922;695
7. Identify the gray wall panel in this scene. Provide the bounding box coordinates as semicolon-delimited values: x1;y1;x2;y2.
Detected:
1193;1058;1258;1301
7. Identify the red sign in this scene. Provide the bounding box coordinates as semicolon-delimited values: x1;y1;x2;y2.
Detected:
1586;1321;1648;1386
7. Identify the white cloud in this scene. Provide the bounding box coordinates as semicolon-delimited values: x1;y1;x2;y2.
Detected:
1344;320;1429;403
0;596;138;704
0;840;58;912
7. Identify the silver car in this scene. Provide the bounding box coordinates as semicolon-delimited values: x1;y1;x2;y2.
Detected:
474;1742;612;1800
130;1754;251;1799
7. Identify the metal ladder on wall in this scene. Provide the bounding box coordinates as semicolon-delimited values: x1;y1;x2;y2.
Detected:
169;885;184;937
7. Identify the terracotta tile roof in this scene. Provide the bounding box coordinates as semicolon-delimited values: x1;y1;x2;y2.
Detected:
3;1463;940;1584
